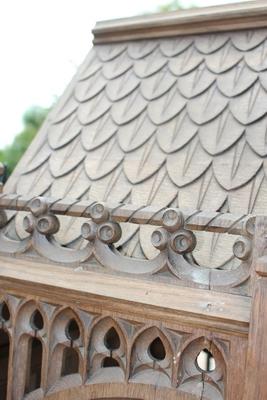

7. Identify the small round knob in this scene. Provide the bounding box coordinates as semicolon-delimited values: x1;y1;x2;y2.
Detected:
36;214;59;235
29;197;48;217
97;222;122;244
90;203;109;223
151;228;169;250
170;229;196;254
162;209;184;232
81;221;97;241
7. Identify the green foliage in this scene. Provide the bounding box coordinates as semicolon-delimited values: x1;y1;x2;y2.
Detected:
159;0;183;12
0;106;49;176
158;0;196;12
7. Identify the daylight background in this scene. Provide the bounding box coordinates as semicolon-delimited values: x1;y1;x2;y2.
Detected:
0;0;248;173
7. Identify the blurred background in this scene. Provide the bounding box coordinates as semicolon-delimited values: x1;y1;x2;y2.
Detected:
0;0;248;176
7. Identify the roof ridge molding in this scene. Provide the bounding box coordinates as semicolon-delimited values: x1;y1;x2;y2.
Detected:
93;1;267;44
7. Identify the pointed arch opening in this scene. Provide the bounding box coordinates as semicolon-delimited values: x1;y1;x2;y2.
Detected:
178;337;225;400
30;310;44;331
130;327;172;386
66;318;80;342
61;347;79;376
24;337;43;394
0;330;9;400
104;327;121;351
148;336;166;361
0;302;10;323
88;317;126;380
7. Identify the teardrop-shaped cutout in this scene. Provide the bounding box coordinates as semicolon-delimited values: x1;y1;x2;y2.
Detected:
104;327;120;351
196;349;216;372
66;319;80;341
31;310;44;331
0;302;10;322
148;337;166;361
102;356;119;368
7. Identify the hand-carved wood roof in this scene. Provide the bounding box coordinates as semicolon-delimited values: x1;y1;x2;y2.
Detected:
5;2;267;268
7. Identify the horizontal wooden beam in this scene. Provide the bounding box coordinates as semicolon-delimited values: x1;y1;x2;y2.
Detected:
0;193;255;235
92;1;267;43
0;255;250;336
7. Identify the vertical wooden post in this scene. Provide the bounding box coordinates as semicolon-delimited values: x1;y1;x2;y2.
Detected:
243;216;267;400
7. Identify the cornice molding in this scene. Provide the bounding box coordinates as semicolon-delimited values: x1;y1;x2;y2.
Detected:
93;1;267;43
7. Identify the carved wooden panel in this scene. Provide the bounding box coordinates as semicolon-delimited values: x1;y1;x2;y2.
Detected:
0;289;247;400
0;196;255;296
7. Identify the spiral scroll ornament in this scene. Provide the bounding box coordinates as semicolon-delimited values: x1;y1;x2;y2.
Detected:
233;237;252;261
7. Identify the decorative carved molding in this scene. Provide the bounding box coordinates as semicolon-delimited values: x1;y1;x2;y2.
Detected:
0;194;255;235
0;195;255;295
0;292;236;400
92;1;267;43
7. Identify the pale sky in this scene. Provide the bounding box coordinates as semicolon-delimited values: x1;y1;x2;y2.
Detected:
0;0;247;148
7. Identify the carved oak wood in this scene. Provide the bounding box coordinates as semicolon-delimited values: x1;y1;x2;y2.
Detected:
0;195;255;297
0;200;265;399
0;282;247;400
1;3;267;398
92;1;267;43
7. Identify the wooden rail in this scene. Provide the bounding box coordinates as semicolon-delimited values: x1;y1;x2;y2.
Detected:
0;193;255;235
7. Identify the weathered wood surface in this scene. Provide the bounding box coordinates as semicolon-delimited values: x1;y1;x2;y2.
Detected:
0;256;250;334
242;217;267;400
93;1;267;43
242;278;267;400
1;4;267;399
0;196;255;295
0;193;255;235
4;22;267;269
0;257;248;400
43;383;215;399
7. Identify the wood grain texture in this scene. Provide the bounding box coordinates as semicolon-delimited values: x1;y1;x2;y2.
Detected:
0;193;255;235
0;256;250;333
92;1;267;43
0;196;255;295
242;216;267;400
2;7;267;398
4;25;267;268
0;261;249;400
43;383;217;399
242;278;267;400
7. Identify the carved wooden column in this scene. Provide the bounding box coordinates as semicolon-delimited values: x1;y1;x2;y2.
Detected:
243;216;267;400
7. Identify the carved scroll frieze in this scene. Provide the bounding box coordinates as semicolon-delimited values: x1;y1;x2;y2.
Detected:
0;195;256;294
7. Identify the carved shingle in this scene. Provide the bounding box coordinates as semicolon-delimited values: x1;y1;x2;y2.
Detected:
6;27;267;267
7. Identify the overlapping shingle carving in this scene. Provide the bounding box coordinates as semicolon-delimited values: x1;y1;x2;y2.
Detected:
9;29;267;268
